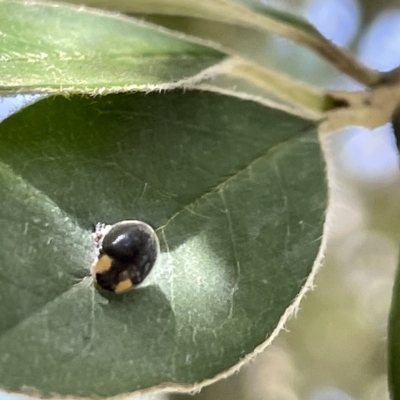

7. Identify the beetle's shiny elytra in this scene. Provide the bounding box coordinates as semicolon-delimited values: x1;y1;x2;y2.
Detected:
91;220;159;294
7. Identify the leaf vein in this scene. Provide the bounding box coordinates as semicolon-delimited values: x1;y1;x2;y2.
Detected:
156;124;314;234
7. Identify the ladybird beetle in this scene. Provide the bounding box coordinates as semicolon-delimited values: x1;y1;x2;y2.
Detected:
91;220;159;294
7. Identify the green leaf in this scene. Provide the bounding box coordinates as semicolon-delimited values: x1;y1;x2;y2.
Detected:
0;1;223;94
130;15;336;90
60;0;380;86
0;89;327;398
388;250;400;399
58;0;320;35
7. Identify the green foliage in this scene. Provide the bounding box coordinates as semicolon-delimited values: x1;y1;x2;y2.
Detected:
0;1;223;92
0;91;326;397
5;0;395;398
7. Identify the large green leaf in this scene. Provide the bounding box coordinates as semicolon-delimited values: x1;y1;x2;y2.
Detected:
0;89;327;398
0;1;223;93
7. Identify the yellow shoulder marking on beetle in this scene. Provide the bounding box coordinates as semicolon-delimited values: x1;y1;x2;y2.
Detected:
91;254;113;274
115;279;133;294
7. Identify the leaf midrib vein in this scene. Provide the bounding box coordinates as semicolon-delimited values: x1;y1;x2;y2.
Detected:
156;124;315;234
